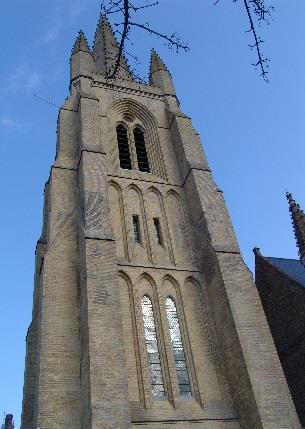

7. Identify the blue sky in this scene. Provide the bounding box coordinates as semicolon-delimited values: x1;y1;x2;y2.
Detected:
1;0;305;426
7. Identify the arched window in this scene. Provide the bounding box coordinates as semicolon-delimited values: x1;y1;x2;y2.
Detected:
141;295;165;398
116;124;132;170
133;127;150;173
165;297;192;397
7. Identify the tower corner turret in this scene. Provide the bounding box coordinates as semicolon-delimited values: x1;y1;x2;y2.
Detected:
70;30;95;83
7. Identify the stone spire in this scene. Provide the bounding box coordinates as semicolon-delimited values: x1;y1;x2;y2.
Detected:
93;15;132;80
286;192;305;264
71;30;91;55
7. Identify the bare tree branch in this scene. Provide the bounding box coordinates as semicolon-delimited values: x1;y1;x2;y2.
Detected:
101;0;273;82
243;0;269;80
128;22;189;53
231;0;273;81
101;0;189;81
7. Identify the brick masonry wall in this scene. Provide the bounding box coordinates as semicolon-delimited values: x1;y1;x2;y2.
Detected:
21;28;302;428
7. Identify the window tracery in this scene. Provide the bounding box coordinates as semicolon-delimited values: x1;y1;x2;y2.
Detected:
165;297;192;397
141;295;165;398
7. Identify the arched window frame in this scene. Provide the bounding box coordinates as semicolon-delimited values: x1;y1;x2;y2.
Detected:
133;125;150;173
115;121;151;174
141;294;166;399
165;296;192;398
116;122;133;170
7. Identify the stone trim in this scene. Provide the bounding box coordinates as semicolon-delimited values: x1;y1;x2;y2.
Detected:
117;262;201;274
92;80;164;101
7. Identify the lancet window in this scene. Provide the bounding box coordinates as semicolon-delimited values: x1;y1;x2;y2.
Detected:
132;215;141;243
133;127;150;173
141;295;165;398
116;124;132;170
153;218;162;245
116;123;150;173
165;297;192;397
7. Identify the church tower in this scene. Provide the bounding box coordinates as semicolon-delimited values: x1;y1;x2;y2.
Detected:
21;16;301;429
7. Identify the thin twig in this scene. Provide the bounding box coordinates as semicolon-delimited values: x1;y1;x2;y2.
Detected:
243;0;269;80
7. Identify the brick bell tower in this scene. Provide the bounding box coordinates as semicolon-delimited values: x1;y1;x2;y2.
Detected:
21;15;301;429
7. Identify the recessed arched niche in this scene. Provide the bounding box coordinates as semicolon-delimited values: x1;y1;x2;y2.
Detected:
108;98;167;180
182;277;230;407
108;182;127;260
118;272;141;403
145;187;172;266
165;191;194;267
125;185;150;264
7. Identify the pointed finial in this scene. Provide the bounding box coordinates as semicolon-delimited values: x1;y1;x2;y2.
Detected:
286;192;305;263
71;30;91;55
253;247;262;257
150;49;170;76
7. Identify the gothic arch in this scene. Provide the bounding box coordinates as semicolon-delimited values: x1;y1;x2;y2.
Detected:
161;275;201;405
182;276;230;406
108;181;128;260
126;182;142;195
135;272;159;314
135;272;174;404
125;185;152;263
184;275;202;290
136;272;157;292
118;269;131;283
118;271;144;404
109;98;167;180
165;190;195;266
144;187;174;265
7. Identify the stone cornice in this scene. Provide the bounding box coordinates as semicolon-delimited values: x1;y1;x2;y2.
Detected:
91;78;164;101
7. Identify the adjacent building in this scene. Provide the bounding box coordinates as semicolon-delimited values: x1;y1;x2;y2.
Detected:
254;193;305;427
1;415;14;429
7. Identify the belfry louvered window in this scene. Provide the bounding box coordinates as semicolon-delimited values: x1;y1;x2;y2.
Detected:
116;124;132;170
134;127;150;173
141;295;165;398
165;297;192;397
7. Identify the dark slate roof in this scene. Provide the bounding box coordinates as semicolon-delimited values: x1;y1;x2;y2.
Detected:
265;257;305;288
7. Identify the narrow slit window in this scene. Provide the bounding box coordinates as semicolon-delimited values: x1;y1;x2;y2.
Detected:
141;296;165;398
132;215;141;243
116;124;132;170
165;297;192;397
133;127;150;173
153;218;162;245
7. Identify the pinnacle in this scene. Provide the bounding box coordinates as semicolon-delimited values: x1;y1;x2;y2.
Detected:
93;13;133;80
93;14;116;51
150;49;170;75
286;192;305;260
286;191;295;205
71;30;91;55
